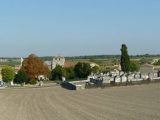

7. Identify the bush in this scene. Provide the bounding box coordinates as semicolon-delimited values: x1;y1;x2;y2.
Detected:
64;67;75;79
30;79;37;85
1;66;15;83
51;65;65;80
14;71;29;85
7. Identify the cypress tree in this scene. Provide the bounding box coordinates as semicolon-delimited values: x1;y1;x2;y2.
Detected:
120;44;130;72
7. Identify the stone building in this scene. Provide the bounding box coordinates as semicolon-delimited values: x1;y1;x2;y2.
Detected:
51;56;65;69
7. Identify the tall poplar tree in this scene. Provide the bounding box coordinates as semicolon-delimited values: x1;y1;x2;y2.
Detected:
120;44;130;72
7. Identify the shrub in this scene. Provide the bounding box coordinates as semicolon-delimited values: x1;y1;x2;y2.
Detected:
30;79;37;85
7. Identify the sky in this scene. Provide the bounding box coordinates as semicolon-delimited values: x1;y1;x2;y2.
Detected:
0;0;160;57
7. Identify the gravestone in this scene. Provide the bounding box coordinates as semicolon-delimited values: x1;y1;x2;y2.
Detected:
158;70;160;77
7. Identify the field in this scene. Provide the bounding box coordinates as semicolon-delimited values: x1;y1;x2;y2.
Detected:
0;83;160;120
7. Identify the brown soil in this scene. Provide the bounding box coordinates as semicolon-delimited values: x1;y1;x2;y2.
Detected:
0;83;160;120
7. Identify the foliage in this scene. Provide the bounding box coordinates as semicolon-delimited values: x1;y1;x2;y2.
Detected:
1;66;15;83
130;61;140;72
0;61;21;67
154;59;160;65
14;70;29;85
74;62;92;78
51;65;65;80
91;66;100;73
64;67;75;79
120;44;131;72
21;54;49;81
30;79;37;85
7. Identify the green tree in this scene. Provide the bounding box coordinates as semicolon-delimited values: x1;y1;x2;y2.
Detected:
1;66;15;83
51;65;65;80
91;66;100;73
74;62;92;78
14;70;28;85
130;61;140;72
120;44;131;72
64;67;75;79
154;59;160;65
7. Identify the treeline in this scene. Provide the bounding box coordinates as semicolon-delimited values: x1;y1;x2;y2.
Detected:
0;61;21;67
1;54;96;86
39;54;160;61
1;54;160;62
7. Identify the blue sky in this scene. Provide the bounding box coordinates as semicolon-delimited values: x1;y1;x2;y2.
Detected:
0;0;160;57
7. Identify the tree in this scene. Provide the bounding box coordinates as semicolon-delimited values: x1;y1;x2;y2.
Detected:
74;62;92;78
14;70;28;85
51;65;65;80
64;67;75;79
1;66;15;83
21;54;49;82
120;44;131;72
130;61;140;72
91;66;100;73
154;59;160;65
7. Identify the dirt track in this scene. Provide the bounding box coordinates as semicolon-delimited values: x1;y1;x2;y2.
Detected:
0;83;160;120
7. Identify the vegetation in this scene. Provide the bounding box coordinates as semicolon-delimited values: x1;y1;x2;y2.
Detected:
39;54;160;61
120;44;131;72
14;71;28;85
64;67;75;79
130;61;140;72
154;59;160;65
1;66;15;83
91;66;100;73
0;61;21;67
21;54;49;82
29;79;37;85
74;62;92;78
51;65;65;80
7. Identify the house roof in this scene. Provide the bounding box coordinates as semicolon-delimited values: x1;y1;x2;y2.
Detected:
64;61;78;68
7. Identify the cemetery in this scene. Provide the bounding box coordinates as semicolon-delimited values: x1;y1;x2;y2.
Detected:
85;70;160;88
60;69;160;90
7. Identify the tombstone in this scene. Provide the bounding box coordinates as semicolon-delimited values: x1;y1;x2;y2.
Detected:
119;71;124;76
62;76;66;82
148;72;154;80
153;72;157;78
10;81;14;86
128;74;134;82
121;75;127;82
157;70;160;77
0;80;3;87
39;81;43;87
114;76;121;83
103;76;110;84
142;74;149;80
